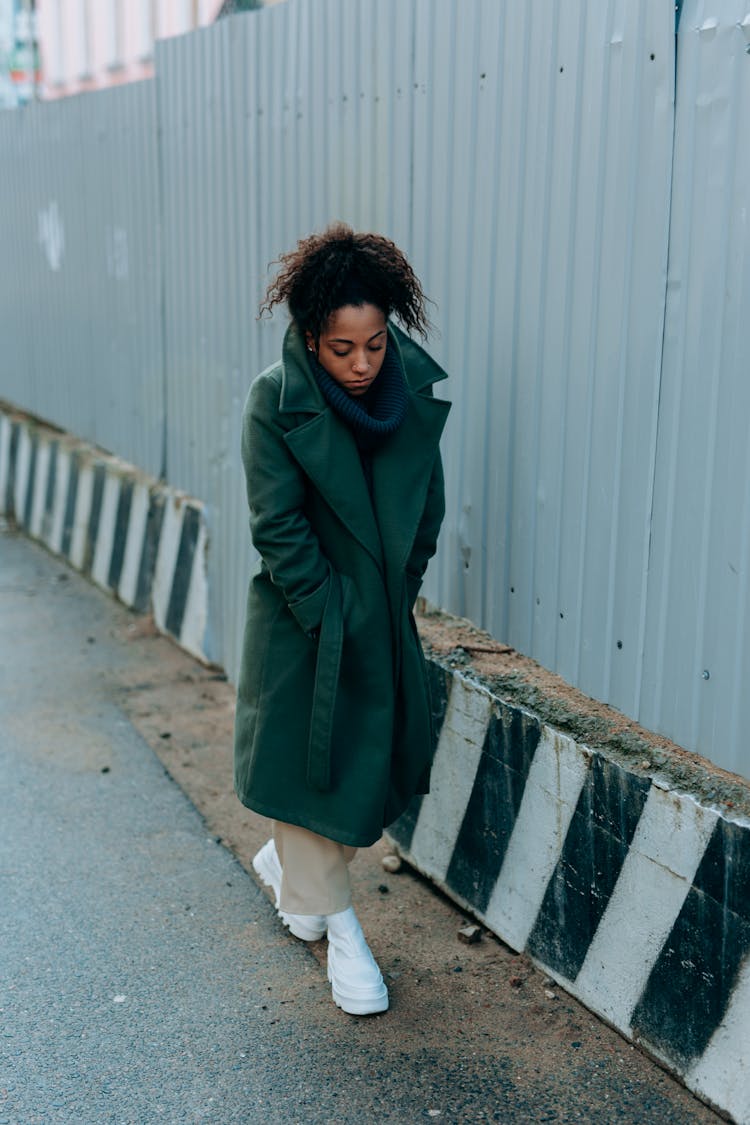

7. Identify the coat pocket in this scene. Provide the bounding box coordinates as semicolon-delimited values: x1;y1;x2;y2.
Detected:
405;569;423;610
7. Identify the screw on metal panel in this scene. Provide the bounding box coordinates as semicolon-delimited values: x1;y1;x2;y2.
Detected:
702;669;710;680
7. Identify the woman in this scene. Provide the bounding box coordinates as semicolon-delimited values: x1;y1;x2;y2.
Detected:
234;224;450;1015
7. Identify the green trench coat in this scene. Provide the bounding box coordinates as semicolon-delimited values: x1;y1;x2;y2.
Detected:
233;322;450;847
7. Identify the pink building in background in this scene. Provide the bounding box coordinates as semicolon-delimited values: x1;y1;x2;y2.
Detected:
35;0;239;99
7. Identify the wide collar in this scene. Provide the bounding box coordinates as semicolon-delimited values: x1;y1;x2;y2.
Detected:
278;321;450;577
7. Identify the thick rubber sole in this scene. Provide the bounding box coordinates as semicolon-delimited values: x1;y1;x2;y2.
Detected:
252;844;326;942
327;967;389;1016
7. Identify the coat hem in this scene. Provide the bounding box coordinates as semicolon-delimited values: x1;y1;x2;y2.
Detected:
233;789;383;850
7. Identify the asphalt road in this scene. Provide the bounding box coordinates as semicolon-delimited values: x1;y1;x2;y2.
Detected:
0;530;337;1124
0;528;722;1125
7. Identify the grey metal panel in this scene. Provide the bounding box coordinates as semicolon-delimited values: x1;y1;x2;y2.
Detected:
641;1;750;776
20;98;97;442
0;85;162;477
81;82;164;478
410;0;674;725
158;18;248;669
0;110;32;406
556;0;674;717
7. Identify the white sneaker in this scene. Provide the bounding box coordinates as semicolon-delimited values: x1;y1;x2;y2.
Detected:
326;907;389;1015
252;839;327;942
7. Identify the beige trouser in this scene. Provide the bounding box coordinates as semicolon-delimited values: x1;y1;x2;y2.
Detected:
273;820;357;916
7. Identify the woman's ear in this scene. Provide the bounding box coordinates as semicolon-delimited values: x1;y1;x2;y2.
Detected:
304;330;315;353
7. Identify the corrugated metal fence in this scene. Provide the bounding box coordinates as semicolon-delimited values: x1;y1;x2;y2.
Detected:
642;2;750;766
0;81;164;477
1;0;748;780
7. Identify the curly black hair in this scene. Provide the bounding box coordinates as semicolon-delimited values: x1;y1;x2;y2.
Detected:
260;223;431;342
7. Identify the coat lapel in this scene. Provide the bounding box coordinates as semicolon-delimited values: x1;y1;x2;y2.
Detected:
371;324;451;574
284;412;385;568
279;325;385;568
371;390;450;572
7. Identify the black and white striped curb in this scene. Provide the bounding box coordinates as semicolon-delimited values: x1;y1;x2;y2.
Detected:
0;408;209;662
389;665;750;1124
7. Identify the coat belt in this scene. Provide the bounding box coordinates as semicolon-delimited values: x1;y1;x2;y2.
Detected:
306;570;343;792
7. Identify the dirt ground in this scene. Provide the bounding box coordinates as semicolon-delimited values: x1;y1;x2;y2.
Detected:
107;608;725;1124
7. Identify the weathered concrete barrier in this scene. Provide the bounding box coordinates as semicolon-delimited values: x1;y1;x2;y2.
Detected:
388;660;750;1123
0;405;209;662
3;399;748;1121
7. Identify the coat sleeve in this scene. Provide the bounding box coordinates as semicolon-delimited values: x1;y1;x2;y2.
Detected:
242;372;330;635
405;448;446;608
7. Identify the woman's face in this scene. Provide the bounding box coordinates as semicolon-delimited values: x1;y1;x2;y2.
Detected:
308;303;387;397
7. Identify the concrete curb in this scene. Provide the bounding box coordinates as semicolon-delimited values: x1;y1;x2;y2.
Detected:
388;663;750;1123
0;406;210;663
